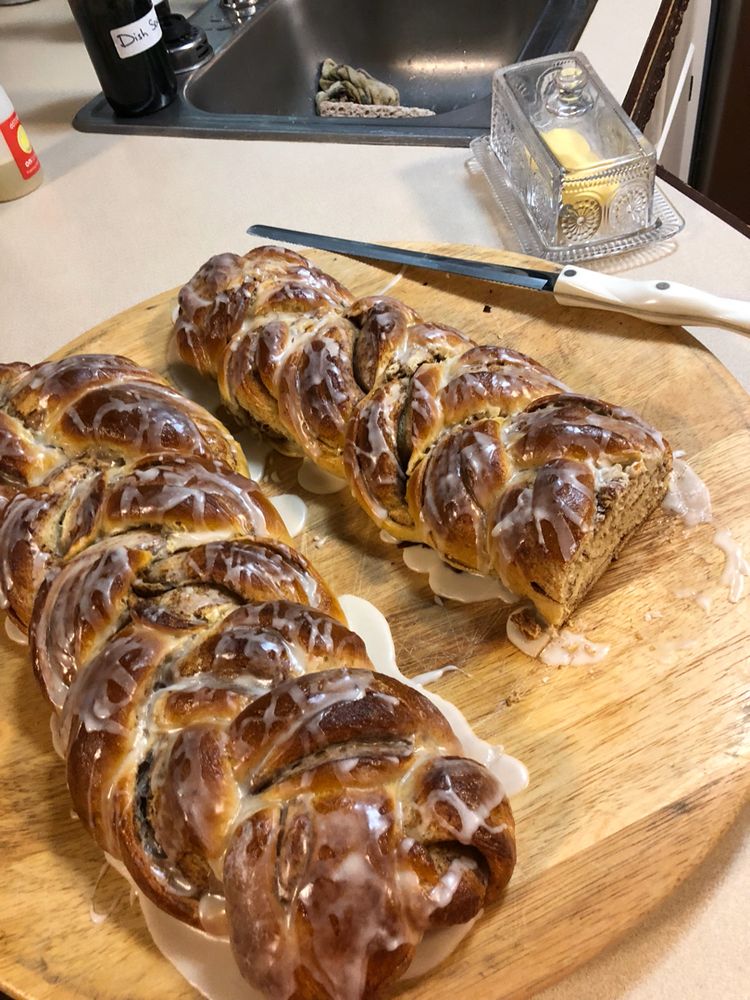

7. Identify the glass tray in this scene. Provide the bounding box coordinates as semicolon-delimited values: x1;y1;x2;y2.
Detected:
470;135;685;264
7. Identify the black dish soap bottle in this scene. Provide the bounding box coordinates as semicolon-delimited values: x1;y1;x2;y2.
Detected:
68;0;177;117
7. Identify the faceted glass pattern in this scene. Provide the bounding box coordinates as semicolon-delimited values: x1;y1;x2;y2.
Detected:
490;52;657;254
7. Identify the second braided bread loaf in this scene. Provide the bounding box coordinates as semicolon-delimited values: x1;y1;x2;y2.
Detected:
0;353;516;1000
175;246;672;626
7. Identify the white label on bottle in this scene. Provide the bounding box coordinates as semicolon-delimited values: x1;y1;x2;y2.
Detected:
110;7;162;60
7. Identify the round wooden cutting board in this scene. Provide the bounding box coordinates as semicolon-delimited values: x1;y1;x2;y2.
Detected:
1;244;748;1000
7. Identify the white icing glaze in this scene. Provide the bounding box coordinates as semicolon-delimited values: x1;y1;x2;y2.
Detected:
506;607;610;667
662;458;712;526
139;874;478;1000
657;637;699;657
539;629;610;667
268;494;307;538
233;427;273;482
491;459;595;565
374;266;405;296
297;459;347;495
379;529;399;545
674;587;713;613
505;612;550;660
659;458;750;604
347;383;402;523
410;664;460;687
421;770;507;843
62;382;221;461
401;918;478;980
89;860;116;926
115;462;270;538
4;616;27;645
199;894;230;937
696;593;713;613
49;714;66;759
427;861;467;908
168;530;231;551
141;890;261;1000
402;545;517;604
165;362;224;416
713;528;750;603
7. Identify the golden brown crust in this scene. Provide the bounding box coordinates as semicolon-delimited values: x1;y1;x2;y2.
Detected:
222;669;514;1000
346;379;414;535
350;297;472;391
0;354;245;488
178;247;357;471
176;248;671;625
0;353;517;1000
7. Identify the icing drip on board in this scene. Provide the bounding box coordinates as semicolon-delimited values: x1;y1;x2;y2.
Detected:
402;545;517;604
505;612;549;660
374;266;405;296
139;877;477;1000
234;428;273;482
268;493;307;538
674;587;713;613
505;607;610;667
713;528;750;603
89;861;117;926
661;457;748;604
49;714;65;759
538;630;610;667
5;617;27;645
662;457;712;526
297;458;347;495
410;664;460;687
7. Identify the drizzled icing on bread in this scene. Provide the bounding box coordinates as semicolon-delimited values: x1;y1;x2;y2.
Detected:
175;246;672;626
0;353;518;1000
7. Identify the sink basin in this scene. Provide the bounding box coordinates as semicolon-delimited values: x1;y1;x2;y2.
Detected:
74;0;599;145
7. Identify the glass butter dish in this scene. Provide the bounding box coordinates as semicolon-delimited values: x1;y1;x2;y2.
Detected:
477;51;683;262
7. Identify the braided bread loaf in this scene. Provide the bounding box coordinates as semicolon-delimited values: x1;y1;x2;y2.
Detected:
0;354;516;1000
174;246;672;626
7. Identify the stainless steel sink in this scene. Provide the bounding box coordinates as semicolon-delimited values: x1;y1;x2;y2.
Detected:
74;0;598;145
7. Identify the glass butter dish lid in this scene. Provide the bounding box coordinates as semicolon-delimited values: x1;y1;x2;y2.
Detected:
472;51;684;263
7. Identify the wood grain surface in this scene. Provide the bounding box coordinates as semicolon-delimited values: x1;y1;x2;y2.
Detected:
1;244;748;1000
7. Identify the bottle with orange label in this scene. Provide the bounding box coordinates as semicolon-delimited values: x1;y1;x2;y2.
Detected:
0;85;43;202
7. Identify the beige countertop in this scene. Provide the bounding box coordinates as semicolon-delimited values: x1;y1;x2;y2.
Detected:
0;2;748;999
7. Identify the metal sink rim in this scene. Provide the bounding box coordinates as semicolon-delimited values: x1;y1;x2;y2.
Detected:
73;0;600;147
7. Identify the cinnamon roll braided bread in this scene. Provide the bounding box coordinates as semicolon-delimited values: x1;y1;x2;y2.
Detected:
0;354;516;1000
174;246;672;625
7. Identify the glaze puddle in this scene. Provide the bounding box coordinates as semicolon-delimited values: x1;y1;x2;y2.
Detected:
401;545;516;604
268;494;307;538
297;459;346;495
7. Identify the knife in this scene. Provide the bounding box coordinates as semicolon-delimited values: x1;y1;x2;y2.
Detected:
248;224;750;335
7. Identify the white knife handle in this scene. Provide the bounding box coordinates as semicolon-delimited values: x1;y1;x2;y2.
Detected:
553;266;750;334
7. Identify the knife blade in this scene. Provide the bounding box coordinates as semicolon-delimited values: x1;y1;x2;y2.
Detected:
248;224;557;292
248;223;750;335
